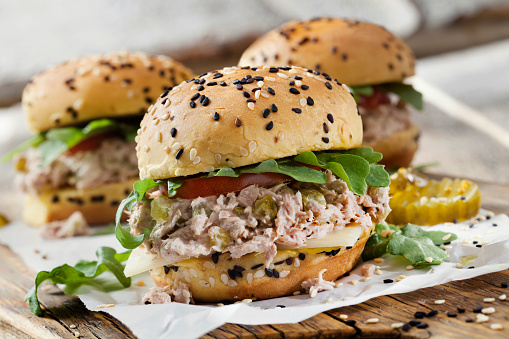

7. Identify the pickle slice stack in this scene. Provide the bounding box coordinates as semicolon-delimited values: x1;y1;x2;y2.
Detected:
387;168;482;226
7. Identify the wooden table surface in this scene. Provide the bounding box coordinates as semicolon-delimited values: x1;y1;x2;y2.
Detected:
1;178;508;339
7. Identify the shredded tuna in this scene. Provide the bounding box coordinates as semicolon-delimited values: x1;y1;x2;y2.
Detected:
142;280;192;304
130;171;390;267
301;269;335;297
41;211;90;239
16;138;138;193
361;263;376;277
360;103;410;143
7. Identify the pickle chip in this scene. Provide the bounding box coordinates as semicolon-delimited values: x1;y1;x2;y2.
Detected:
387;168;482;226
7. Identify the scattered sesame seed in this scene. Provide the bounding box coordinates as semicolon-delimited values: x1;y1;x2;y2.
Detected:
484;298;495;303
348;280;358;285
374;258;383;263
428;310;439;317
476;314;490;323
456;263;464;269
391;322;404;329
406;265;415;270
502;282;508;288
342;296;353;301
339;314;348;320
70;324;77;329
434;300;445;304
310;289;318;298
74;331;81;337
425;257;433;263
293;291;301;296
499;294;507;301
170;128;177;138
446;312;457;318
383;279;393;284
375;269;383;275
491;323;503;330
367;318;379;324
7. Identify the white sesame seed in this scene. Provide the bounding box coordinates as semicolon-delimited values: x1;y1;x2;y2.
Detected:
153;118;160;125
295;80;302;86
342;296;353;301
348;279;358;286
476;314;490;323
499;294;507;301
70;324;77;329
380;230;393;238
249;140;257;153
482;307;495;314
277;131;285;141
293;291;301;295
425;257;433;263
226;280;237;287
310;289;318;298
339;314;348;320
265;76;275;81
247;102;255;110
189;269;197;278
255;90;261;99
209;277;215;287
74;332;81;337
221;274;228;285
442;234;452;241
335;282;343;288
143;146;150;152
171;142;181;150
254;270;265;279
163;146;170;154
398;275;407;280
484;298;496;303
163;99;171;108
341;84;351;92
257;81;264;87
214;154;221;164
204;165;214;172
240;147;249;157
300;98;307;106
242;299;252;304
203;261;215;269
491;323;503;330
367;318;379;324
126;89;135;98
199;280;210;287
73;98;84;110
391;322;404;329
326;297;333;303
183;290;191;299
156;132;162;142
161;113;170;120
434;300;445;304
406;265;415;270
247;272;253;284
277;73;288;79
443;245;453;250
374;258;384;263
279;270;290;278
306;72;314;77
375;269;383;275
217;303;224;307
227;160;235;168
189;148;197;161
486;211;495;217
361;276;373;282
294;258;301;267
191;85;197;90
261;92;269;98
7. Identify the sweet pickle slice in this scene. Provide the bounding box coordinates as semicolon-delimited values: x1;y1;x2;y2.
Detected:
386;168;482;226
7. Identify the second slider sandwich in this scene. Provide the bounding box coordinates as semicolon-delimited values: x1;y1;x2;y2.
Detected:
119;65;391;303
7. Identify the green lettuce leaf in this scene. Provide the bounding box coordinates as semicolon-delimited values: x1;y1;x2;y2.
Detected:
25;247;130;316
1;133;45;163
362;223;456;266
349;83;423;110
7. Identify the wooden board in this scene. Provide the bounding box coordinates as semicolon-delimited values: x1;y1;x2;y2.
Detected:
1;179;508;338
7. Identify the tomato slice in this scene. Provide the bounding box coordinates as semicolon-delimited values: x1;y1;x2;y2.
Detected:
358;88;391;110
175;172;291;199
68;133;111;155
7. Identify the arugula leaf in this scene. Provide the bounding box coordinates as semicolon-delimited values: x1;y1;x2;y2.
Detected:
1;133;45;163
25;247;130;316
378;83;423;110
362;223;456;266
367;164;391;187
349;85;374;103
342;147;383;164
89;224;116;236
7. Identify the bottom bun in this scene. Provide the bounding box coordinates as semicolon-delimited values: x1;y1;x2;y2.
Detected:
365;123;420;169
22;179;137;226
151;226;373;302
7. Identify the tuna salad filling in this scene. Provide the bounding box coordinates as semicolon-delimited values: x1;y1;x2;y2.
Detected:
15;137;138;193
360;103;411;143
129;170;390;267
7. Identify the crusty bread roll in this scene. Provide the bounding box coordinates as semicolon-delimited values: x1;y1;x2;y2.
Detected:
22;51;194;132
239;18;415;87
151;227;371;302
365;123;419;168
23;179;137;226
136;65;361;180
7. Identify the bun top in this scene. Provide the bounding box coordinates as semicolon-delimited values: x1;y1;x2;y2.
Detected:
239;18;415;87
22;51;194;132
136;65;361;180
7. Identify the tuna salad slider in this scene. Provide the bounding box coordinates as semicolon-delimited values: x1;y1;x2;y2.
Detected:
239;18;423;168
4;51;193;226
117;65;391;304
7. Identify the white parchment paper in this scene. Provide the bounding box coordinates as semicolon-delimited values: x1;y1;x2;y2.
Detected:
1;210;508;339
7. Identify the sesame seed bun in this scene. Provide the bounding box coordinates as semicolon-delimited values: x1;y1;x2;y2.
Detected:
150;226;371;302
238;18;415;87
22;179;136;226
136;66;362;180
22;51;194;132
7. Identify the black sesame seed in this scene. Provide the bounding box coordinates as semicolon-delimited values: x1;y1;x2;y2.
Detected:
271;104;278;112
322;137;330;143
145;97;153;104
325;82;332;90
161;98;168;106
251;263;263;270
235;118;242;127
273;269;279;278
254;76;264;81
267;87;275;95
246;78;255;84
493;223;498;227
104;76;110;82
266;121;274;130
276;305;286;308
292;108;302;114
232;79;240;84
468;266;475;269
190;101;196;108
301;85;309;90
164;266;170;274
409;320;421;327
342;53;348;61
345;320;356;326
233;265;245;272
414;312;425;319
228;269;236;280
213;73;223;79
265;268;274;277
476;244;482;248
383;279;394;284
274;260;285;265
269;67;278;73
289;80;295;86
246;98;256;103
323;123;329;133
327;113;334;123
473;306;483;313
454;218;459;224
172;266;178;272
289;88;300;95
402;323;410;331
502;282;508;288
299;253;306;260
198;85;204;91
307;96;314;105
427;310;438;317
242;91;250;98
170;128;177;138
262;108;270;118
175;149;183;159
446;312;457;318
251;87;261;93
202;97;210;106
346;246;352;250
211;252;219;264
457;307;465;313
236;83;243;90
213;112;220;121
465;318;473;323
240;78;247;84
144;300;151;305
207;82;217;86
219;81;226;86
91;195;104;202
331;249;340;256
416;323;428;329
199;95;206;103
245;74;252;79
160;90;169;98
285;257;293;265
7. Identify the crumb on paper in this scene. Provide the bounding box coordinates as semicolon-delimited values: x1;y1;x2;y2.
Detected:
96;304;115;309
142;279;192;304
301;269;334;298
361;263;376;277
41;211;90;239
